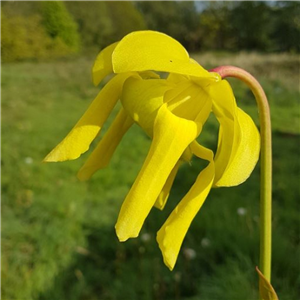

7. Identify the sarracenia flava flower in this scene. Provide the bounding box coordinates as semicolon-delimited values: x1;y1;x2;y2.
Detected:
44;31;260;270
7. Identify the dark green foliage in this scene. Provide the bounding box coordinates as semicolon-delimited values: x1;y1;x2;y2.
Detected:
41;1;80;51
1;1;80;62
135;1;199;50
1;12;71;62
272;2;300;52
1;1;300;62
65;1;146;50
229;1;274;51
198;2;234;51
136;1;299;53
65;2;114;50
0;1;40;16
192;1;276;52
106;1;146;43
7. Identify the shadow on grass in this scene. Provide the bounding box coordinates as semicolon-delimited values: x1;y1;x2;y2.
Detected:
39;131;300;300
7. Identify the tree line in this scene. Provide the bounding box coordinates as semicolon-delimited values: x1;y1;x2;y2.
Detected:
1;1;299;62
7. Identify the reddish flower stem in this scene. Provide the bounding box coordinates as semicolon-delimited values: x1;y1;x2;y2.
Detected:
210;66;272;283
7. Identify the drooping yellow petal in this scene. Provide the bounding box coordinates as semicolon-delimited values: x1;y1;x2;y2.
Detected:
208;80;260;187
216;108;260;186
121;77;174;137
77;108;133;181
157;141;215;270
208;81;235;182
154;161;181;210
112;31;216;80
92;42;118;86
44;73;136;162
115;105;201;242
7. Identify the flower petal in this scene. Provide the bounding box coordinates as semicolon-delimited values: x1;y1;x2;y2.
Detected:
115;105;201;242
92;42;118;86
157;141;215;270
77;108;133;181
209;80;260;187
216;107;260;186
112;31;216;80
154;161;181;210
44;73;136;162
121;77;174;137
164;81;212;123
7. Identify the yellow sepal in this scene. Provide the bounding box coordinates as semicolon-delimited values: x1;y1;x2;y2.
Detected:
115;105;201;242
77;108;133;181
92;42;118;86
112;31;214;79
157;141;214;270
208;80;260;187
121;77;174;137
154;161;181;210
44;73;136;162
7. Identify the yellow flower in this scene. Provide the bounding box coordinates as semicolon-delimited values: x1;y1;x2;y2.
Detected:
44;31;260;270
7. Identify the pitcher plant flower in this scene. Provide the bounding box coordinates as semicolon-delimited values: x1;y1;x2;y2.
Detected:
44;31;260;271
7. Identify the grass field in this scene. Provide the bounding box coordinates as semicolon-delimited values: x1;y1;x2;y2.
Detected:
1;52;299;300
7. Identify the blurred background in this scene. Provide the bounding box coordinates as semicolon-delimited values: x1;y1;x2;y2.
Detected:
1;1;299;299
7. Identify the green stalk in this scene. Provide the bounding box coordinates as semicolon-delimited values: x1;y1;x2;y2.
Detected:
211;66;272;282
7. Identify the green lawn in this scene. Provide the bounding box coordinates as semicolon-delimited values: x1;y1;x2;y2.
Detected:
1;53;299;300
